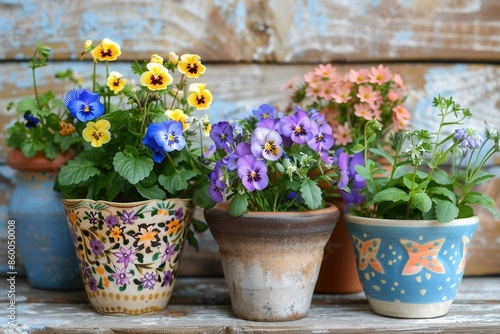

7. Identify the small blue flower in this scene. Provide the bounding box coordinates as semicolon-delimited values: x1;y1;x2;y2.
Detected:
23;112;39;128
454;128;483;149
64;88;105;122
143;121;186;163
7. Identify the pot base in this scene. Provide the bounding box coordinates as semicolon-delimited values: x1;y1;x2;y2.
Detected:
368;297;452;318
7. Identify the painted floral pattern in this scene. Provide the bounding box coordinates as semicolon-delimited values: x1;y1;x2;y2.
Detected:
63;199;192;293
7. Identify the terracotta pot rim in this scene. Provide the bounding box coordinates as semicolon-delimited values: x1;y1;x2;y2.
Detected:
206;201;339;218
62;197;193;209
345;214;479;227
7;149;72;172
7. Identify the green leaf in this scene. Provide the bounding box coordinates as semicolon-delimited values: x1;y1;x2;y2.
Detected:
428;187;456;203
469;171;495;186
192;218;209;233
372;188;410;203
431;169;453;185
354;164;372;180
193;183;217;209
113;152;153;185
58;158;100;186
21;140;43;158
369;147;395;165
462;193;494;207
229;193;249;217
16;97;42;116
410;191;432;213
351;144;364;153
158;174;187;194
435;200;459;223
43;142;59;160
457;204;474;219
300;178;322;210
136;183;166;200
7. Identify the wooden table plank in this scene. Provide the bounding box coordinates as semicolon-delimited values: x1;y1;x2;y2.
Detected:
1;277;499;333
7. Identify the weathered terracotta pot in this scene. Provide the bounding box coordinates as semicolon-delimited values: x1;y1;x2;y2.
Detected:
345;214;479;318
7;149;83;290
62;198;193;315
204;203;340;321
314;197;362;293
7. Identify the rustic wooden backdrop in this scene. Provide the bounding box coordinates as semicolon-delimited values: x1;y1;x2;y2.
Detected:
0;0;499;276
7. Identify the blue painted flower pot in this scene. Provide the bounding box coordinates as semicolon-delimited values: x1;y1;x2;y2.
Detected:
7;150;83;290
345;214;479;318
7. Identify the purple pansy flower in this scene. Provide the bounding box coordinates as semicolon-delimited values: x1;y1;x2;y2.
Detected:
140;272;157;290
114;246;137;267
226;142;252;171
279;109;313;144
120;210;138;225
237;154;269;191
162;243;176;263
23;112;39;128
90;239;105;256
308;122;334;152
162;270;173;287
210;121;234;152
112;267;133;286
104;214;119;228
208;161;226;202
143;121;186;163
253;103;277;120
337;152;349;190
64;88;105;122
250;127;283;161
454;128;483;149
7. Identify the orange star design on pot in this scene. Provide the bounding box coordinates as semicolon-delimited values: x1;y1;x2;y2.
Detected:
400;238;445;275
352;236;384;274
456;236;470;274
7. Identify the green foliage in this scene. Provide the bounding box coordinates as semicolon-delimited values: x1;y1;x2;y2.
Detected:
350;95;500;223
6;43;83;159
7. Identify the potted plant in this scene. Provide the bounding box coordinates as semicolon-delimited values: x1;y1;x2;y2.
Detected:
283;64;410;293
344;95;499;318
55;38;212;315
5;43;83;290
198;104;347;321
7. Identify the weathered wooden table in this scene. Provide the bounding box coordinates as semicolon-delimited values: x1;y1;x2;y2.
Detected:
1;277;499;333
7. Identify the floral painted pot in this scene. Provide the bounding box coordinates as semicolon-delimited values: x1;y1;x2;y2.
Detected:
345;214;479;318
7;149;82;290
62;198;193;315
204;203;340;321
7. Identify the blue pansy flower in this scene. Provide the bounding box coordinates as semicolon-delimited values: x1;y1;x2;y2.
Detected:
64;88;105;122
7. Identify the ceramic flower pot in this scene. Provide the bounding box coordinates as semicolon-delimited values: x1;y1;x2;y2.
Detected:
7;149;83;290
204;203;340;321
62;198;193;315
345;214;479;318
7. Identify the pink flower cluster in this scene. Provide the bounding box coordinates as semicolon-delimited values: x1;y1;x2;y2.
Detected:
290;64;410;149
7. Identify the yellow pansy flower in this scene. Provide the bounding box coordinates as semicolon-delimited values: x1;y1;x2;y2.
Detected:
177;54;206;79
90;38;122;62
106;71;126;94
165;109;189;131
139;63;173;91
187;83;213;110
82;119;111;147
149;54;164;64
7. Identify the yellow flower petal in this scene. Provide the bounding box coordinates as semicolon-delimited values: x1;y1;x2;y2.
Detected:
165;109;190;131
140;63;173;91
90;38;121;62
106;71;126;94
187;84;212;110
150;54;164;64
177;54;206;79
82;120;111;147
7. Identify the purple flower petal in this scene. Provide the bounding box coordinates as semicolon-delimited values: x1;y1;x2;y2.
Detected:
237;155;268;191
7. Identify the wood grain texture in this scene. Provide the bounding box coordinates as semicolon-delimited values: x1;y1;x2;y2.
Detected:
1;0;500;63
0;277;499;333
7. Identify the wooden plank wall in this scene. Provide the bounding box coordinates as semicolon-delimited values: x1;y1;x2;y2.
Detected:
0;0;499;276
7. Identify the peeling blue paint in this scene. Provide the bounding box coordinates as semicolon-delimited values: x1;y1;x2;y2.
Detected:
393;30;413;45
